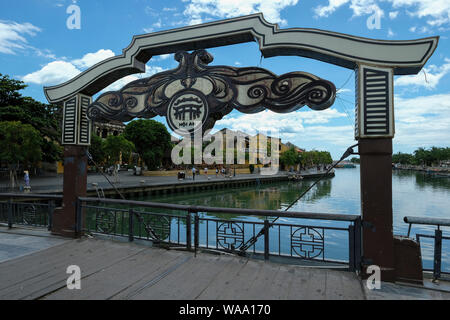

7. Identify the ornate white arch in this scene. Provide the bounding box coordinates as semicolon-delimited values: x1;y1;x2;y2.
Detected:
44;13;438;104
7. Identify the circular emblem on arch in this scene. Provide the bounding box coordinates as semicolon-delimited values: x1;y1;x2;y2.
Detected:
167;90;209;134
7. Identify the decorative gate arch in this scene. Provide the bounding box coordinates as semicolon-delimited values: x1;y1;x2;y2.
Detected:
44;13;439;282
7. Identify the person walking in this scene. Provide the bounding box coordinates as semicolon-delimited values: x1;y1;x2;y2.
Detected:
192;166;196;180
215;167;219;178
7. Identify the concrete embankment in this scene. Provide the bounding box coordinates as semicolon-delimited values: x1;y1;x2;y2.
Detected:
10;170;334;197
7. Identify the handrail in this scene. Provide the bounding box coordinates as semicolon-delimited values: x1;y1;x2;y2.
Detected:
78;196;360;222
0;193;63;200
404;216;450;228
404;215;450;281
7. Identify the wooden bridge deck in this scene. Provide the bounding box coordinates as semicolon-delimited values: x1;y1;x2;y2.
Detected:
1;230;449;300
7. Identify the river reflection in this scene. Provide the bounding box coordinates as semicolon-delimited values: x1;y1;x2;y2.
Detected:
135;167;450;270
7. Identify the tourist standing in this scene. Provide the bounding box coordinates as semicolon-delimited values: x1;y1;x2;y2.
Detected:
192;166;196;180
24;171;30;187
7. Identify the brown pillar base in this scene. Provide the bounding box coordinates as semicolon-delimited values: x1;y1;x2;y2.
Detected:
394;236;423;285
51;146;87;238
359;138;396;282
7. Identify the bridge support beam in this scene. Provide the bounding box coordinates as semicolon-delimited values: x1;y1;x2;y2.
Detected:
359;138;396;282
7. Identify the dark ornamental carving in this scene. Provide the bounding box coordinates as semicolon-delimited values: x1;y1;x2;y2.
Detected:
87;50;336;133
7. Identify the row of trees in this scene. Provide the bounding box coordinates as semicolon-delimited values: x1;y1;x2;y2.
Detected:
280;147;333;169
0;74;62;188
0;73;173;185
89;119;172;170
392;147;450;167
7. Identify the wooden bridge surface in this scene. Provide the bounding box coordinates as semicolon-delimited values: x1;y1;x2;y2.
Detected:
1;231;449;300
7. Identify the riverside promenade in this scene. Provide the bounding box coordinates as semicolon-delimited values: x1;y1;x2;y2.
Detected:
0;169;332;196
1;227;449;300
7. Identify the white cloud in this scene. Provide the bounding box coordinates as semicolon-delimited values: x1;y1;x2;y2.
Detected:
314;0;349;17
389;11;399;19
21;61;81;85
183;0;299;26
394;93;450;147
216;108;346;137
314;0;383;18
71;49;115;69
22;51;167;90
387;28;395;37
390;0;450;27
314;0;450;27
157;54;172;60
395;59;450;89
102;65;167;92
0;20;41;54
21;49;116;86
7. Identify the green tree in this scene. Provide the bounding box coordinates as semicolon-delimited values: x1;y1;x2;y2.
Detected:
123;119;172;170
88;134;106;166
103;135;135;166
280;147;299;169
0;74;62;163
0;121;42;189
392;152;413;165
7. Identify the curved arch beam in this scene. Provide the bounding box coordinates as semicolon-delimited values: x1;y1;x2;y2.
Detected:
44;13;438;104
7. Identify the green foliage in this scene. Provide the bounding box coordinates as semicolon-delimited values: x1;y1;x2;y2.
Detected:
392;152;414;165
0;121;42;167
280;147;300;167
0;73;62;163
298;150;332;166
103;135;135;166
123;119;172;170
350;157;360;164
393;147;450;166
89;134;106;165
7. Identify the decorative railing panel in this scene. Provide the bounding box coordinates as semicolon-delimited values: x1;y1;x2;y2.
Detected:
0;194;62;229
79;197;361;270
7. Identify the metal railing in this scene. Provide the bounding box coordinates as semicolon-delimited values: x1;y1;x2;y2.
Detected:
78;197;362;271
405;216;450;280
0;193;62;230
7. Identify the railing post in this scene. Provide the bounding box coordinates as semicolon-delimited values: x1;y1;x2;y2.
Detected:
47;200;55;231
194;213;199;256
129;209;134;242
355;218;362;272
7;198;13;229
349;224;355;272
434;228;442;280
186;213;191;250
264;220;269;261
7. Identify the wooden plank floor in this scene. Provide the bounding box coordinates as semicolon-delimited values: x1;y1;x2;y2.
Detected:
0;238;364;300
1;237;449;300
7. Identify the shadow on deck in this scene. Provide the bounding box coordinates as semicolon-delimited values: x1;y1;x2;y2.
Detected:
0;227;449;300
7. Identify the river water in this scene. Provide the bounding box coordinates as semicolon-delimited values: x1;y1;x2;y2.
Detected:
137;167;450;271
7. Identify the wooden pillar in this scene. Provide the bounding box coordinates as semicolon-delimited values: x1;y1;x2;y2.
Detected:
52;146;87;237
51;94;92;238
356;64;397;282
359;138;396;281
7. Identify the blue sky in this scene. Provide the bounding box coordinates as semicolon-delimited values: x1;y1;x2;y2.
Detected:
0;0;449;159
